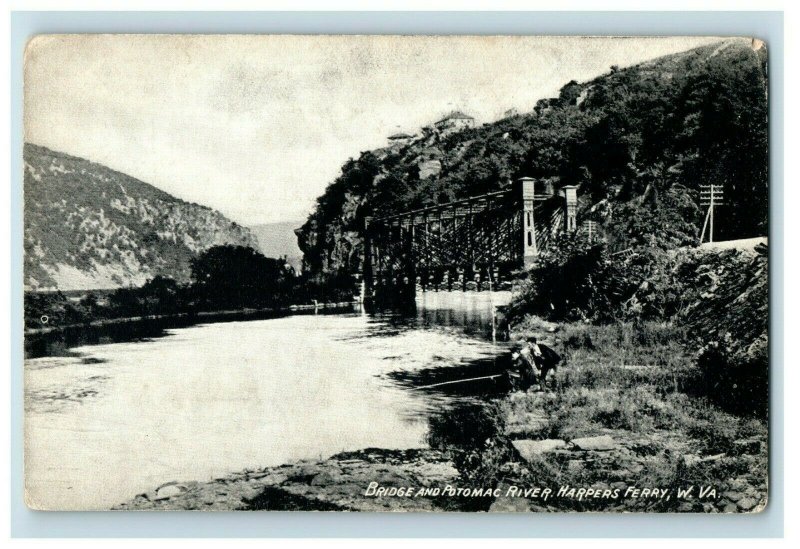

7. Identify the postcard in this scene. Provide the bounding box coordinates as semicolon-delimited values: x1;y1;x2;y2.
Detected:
23;35;768;512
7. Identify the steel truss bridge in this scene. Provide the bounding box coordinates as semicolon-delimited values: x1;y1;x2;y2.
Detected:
362;177;578;302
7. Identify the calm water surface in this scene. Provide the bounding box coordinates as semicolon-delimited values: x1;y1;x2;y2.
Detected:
24;292;511;510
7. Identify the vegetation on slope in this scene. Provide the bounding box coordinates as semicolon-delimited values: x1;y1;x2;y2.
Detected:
297;38;767;281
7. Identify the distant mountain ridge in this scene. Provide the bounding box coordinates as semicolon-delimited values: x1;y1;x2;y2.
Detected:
24;143;257;291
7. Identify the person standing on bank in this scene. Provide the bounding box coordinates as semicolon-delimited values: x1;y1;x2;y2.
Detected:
526;336;561;391
511;342;539;390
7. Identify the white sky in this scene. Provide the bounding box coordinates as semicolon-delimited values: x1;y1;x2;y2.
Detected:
24;35;721;226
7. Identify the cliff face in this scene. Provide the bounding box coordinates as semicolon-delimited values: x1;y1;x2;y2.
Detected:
297;38;768;278
24;143;257;290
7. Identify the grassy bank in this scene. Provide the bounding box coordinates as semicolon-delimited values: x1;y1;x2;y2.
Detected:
435;319;768;512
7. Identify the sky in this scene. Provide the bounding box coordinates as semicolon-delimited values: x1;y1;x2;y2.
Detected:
24;35;722;226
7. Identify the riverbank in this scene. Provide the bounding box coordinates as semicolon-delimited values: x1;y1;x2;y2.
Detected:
492;319;768;513
116;317;767;513
24;300;363;360
25;300;362;336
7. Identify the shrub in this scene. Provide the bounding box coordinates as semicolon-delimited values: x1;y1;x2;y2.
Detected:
508;234;628;322
427;403;512;510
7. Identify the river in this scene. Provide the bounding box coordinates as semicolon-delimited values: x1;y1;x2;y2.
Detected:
24;291;512;510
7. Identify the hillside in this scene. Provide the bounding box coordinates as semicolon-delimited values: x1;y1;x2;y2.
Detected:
297;38;768;278
249;221;304;272
24;144;257;291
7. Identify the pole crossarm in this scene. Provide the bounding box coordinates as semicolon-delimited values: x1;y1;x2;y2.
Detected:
698;184;725;243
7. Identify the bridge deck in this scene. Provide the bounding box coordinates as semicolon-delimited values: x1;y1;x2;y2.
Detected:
373;188;554;227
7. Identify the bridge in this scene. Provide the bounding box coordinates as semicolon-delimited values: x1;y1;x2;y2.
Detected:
362;177;579;303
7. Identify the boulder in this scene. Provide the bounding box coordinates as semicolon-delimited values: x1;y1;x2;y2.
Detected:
310;470;343;486
512;439;567;462
737;497;758;511
722;502;739;513
488;496;535;513
153;483;185;501
488;483;536;513
569;435;617;451
722;491;743;502
733;438;762;455
567;460;585;473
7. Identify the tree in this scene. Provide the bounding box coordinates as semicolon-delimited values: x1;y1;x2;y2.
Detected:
139;276;183;314
190;245;294;310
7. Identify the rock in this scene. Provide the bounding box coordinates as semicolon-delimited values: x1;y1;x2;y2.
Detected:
512;439;567;461
117;447;459;511
153;483;185;500
733;438;761;455
729;478;748;490
682;454;702;467
250;472;289;486
310;470;342;486
723;491;743;502
570;435;616;451
489;496;534;513
737;497;757;511
722;502;739;513
418;159;442;179
489;483;535;513
567;460;584;473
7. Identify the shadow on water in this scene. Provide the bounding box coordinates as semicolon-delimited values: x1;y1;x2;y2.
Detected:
386;355;516;398
371;292;516;400
25;318;182;359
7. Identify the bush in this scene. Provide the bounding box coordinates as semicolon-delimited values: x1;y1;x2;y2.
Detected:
507;233;692;324
508;234;628;322
695;334;768;418
427;404;512;510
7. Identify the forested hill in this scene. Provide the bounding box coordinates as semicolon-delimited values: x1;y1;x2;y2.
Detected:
24;144;257;291
297;38;768;278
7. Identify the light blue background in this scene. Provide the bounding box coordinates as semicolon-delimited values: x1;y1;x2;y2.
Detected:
9;10;784;538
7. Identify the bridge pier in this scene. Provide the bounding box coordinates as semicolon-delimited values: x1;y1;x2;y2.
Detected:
563;185;578;232
363;216;374;305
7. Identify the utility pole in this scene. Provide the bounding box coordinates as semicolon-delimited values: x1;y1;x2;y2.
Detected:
583;220;597;242
699;184;725;244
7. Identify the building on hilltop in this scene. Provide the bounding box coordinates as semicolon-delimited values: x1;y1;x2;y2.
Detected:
433;111;475;135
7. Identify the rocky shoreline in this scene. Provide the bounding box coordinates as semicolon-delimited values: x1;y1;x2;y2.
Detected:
116;448;460;511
